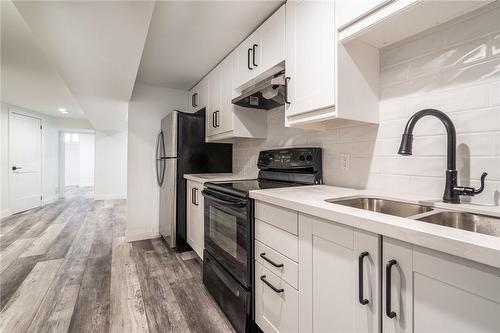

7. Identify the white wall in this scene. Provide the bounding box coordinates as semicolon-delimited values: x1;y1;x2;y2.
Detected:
94;130;127;200
0;103;9;217
1;102;60;218
234;5;500;206
79;133;95;187
126;82;187;241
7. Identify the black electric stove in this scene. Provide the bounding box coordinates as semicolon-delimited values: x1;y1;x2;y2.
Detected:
205;147;323;198
201;148;322;333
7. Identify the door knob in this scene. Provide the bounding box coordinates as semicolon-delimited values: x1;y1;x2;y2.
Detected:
12;166;22;171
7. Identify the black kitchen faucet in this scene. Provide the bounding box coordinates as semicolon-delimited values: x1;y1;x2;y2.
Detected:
398;109;487;204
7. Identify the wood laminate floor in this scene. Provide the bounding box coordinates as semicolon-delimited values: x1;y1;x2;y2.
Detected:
0;187;235;333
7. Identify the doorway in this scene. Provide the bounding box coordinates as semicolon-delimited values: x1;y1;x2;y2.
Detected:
62;132;95;197
9;112;42;214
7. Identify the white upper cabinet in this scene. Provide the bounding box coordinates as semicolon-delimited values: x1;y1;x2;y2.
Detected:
188;78;208;113
337;0;491;47
206;53;267;141
234;5;285;91
285;0;336;127
335;0;388;30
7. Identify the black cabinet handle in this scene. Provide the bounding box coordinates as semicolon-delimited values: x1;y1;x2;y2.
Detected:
358;251;369;305
247;48;253;70
192;188;198;206
285;76;291;105
252;44;258;67
193;93;198;107
260;253;284;268
12;166;22;171
386;259;397;319
215;111;220;128
191;94;195;107
212;111;216;128
260;275;284;293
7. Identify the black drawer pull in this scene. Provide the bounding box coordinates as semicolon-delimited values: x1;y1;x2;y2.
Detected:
260;253;284;268
386;259;397;319
260;275;284;293
358;251;369;305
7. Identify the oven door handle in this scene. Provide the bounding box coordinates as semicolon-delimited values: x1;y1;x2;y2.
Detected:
201;189;248;207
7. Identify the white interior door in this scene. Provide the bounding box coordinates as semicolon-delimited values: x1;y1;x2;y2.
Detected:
9;112;42;214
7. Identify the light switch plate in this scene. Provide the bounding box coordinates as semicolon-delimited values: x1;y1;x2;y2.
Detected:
340;153;350;171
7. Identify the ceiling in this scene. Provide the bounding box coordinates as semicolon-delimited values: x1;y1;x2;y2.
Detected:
12;0;155;131
2;1;284;130
136;1;284;90
0;0;85;119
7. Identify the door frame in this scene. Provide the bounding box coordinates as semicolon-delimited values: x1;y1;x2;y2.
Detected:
58;130;96;198
8;109;43;214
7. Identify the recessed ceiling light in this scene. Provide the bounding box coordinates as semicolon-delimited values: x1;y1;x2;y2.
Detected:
58;108;69;114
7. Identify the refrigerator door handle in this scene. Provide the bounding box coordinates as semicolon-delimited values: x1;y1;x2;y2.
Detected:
156;131;167;186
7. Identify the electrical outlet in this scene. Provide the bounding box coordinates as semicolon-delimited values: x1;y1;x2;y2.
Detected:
340;153;350;171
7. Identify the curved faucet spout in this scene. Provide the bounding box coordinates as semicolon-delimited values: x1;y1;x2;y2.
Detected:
398;109;456;170
397;109;486;204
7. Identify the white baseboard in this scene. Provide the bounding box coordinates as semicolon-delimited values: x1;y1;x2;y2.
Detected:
1;209;11;219
125;230;160;242
78;183;94;187
43;196;57;206
94;193;127;200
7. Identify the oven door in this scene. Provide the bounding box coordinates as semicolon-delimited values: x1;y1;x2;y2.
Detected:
202;188;252;288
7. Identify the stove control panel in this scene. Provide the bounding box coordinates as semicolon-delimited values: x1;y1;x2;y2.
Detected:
257;148;322;171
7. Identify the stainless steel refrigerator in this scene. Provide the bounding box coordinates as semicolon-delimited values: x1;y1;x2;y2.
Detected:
156;109;232;251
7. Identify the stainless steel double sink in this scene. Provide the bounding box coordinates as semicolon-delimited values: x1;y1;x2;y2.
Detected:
325;196;500;237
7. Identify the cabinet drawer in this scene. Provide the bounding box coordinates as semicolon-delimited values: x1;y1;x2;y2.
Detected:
255;201;298;235
255;261;298;333
255;219;298;262
255;240;298;289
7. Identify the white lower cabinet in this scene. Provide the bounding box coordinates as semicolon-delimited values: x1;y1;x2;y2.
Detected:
254;200;500;333
383;237;500;333
186;180;204;259
298;213;380;333
255;261;299;333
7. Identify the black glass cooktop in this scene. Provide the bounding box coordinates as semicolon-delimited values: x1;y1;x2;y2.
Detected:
205;179;305;198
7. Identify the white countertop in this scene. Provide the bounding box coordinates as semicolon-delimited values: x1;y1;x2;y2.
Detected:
184;173;254;184
249;185;500;269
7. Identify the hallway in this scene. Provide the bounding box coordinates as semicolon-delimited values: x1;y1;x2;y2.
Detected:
0;188;234;333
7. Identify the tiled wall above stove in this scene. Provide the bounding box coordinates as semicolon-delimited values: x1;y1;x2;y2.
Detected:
233;3;500;205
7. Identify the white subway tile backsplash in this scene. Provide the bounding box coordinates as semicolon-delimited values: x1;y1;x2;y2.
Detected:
408;84;489;114
408;36;489;79
492;33;500;57
366;174;411;194
233;6;500;205
381;31;444;69
444;5;500;47
490;81;500;106
440;58;500;89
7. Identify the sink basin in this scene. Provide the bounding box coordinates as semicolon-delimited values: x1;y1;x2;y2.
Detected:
326;197;433;218
417;211;500;237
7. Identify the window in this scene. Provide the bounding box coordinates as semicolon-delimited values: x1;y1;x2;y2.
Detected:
65;132;80;143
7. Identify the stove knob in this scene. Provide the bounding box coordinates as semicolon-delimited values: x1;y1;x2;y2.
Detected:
306;155;312;161
299;155;305;161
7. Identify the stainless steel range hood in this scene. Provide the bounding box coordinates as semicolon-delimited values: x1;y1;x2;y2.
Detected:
232;71;286;110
